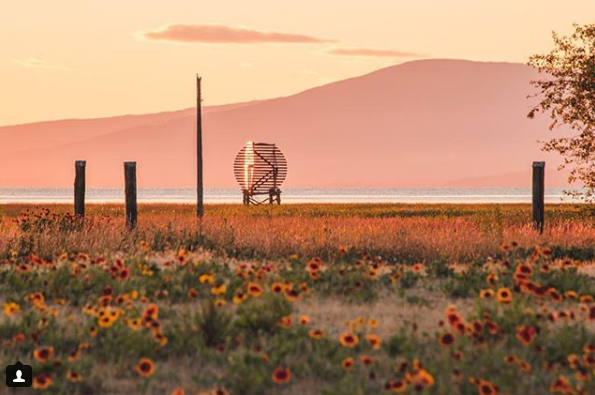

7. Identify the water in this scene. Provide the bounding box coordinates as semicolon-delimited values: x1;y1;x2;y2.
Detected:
0;187;582;204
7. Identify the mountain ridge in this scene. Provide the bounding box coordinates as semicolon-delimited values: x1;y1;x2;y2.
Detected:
0;59;569;188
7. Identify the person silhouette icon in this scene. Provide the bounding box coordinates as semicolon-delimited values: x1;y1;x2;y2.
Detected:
6;360;32;387
13;370;26;382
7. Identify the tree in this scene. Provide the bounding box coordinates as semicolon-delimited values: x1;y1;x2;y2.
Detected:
528;23;595;200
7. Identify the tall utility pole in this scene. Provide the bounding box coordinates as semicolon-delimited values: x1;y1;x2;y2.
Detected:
196;75;204;217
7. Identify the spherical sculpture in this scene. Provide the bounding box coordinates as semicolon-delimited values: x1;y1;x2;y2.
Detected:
233;142;287;205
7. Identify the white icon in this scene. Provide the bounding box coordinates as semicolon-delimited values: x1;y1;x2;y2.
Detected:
13;370;25;382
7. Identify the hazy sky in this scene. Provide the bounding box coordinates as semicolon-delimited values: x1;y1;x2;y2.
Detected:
1;0;593;125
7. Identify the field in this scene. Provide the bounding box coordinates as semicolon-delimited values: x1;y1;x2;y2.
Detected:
2;203;595;394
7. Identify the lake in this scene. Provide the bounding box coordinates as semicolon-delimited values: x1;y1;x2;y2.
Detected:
0;187;582;204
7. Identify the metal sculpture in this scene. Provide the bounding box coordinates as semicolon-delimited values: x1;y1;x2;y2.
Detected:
234;142;287;205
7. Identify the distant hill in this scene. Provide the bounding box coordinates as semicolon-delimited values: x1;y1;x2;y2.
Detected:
0;59;569;188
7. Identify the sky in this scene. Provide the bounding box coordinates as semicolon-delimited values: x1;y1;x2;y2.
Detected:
1;0;594;126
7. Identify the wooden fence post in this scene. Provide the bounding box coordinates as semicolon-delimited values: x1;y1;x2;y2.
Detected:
74;160;86;217
532;161;545;234
124;162;137;229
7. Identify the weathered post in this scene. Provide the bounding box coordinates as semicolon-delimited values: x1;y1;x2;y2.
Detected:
532;161;545;234
74;160;86;217
124;162;137;229
196;75;204;218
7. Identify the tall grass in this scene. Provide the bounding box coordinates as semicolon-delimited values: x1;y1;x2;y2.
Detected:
1;203;595;263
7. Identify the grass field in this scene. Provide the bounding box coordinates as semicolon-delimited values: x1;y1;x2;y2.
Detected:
2;203;595;394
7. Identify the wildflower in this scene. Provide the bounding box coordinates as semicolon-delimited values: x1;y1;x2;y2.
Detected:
479;289;494;299
299;315;310;325
550;375;573;394
476;379;499;395
211;284;227;296
360;354;374;366
368;319;379;328
341;357;355;371
284;288;301;302
143;304;159;322
233;290;249;304
199;274;215;284
278;316;293;329
247;282;263;297
270;283;285;293
438;332;455;347
306;257;323;273
33;373;53;389
272;367;291;384
13;333;26;343
170;388;185;395
408;368;434;389
66;370;83;383
214;299;227;307
486;273;498;285
98;314;116;328
387;379;407;393
516;325;536;346
504;355;520;365
366;334;381;349
390;272;402;283
584;344;595;354
496;288;513;304
135;358;156;378
308;329;324;340
3;302;20;317
339;331;359;348
33;346;54;362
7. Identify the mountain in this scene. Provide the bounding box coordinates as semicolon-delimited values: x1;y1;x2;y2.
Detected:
0;59;569;189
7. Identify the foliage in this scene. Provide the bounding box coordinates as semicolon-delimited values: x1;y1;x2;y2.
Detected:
528;23;595;200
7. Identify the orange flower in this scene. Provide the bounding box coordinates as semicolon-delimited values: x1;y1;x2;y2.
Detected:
3;302;20;317
33;373;53;389
278;316;293;329
170;388;185;395
308;329;324;340
341;357;355;371
359;354;374;366
33;346;54;362
142;304;159;322
272;367;291;384
135;358;156;378
387;379;407;393
438;332;455;347
299;315;310;325
270;283;285;293
550;375;573;394
339;331;359;348
496;288;513;304
516;325;536;346
479;289;494;299
476;379;499;395
365;333;381;349
66;370;83;383
247;282;263;297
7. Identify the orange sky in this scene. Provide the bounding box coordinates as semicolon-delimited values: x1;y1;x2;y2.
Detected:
1;0;593;126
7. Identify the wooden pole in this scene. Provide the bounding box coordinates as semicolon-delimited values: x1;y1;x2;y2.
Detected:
532;161;545;234
74;160;86;217
196;75;204;218
124;162;137;229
